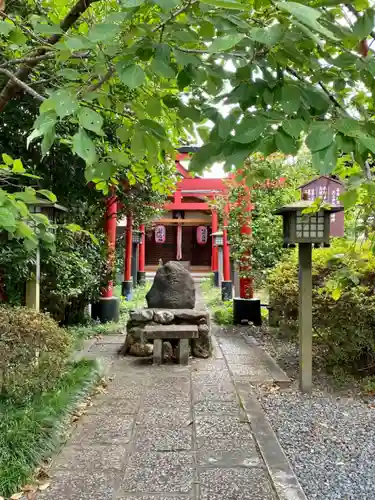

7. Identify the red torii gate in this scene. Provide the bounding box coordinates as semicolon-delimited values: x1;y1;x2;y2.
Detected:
95;150;285;323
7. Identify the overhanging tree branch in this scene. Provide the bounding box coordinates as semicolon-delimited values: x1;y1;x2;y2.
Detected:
0;0;100;112
0;68;45;102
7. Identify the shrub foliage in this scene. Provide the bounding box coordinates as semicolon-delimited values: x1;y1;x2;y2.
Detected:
0;307;72;400
268;241;375;373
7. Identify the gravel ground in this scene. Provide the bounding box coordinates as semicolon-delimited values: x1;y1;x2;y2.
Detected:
229;324;375;500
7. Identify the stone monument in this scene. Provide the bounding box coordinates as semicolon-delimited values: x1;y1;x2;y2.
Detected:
120;261;212;360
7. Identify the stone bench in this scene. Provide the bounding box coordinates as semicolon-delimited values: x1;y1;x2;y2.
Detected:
144;324;199;365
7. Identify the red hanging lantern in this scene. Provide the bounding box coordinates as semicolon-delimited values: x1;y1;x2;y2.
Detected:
196;225;208;245
155;225;166;244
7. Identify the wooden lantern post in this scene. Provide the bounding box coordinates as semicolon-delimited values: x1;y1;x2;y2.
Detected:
26;200;67;312
275;200;344;392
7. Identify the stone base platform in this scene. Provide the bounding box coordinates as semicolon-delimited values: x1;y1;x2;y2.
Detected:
120;308;212;360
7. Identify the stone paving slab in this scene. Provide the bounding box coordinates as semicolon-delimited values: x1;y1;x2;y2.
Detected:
52;443;128;471
198;468;277;500
37;295;302;500
38;470;118;500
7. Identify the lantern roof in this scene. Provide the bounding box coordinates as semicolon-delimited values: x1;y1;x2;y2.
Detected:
298;175;344;189
27;199;68;212
211;231;223;236
274;200;344;215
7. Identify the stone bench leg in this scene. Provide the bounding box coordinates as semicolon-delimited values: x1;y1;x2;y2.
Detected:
177;339;189;365
153;339;163;365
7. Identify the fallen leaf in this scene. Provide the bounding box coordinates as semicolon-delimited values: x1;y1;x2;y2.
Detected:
10;493;23;500
22;484;37;492
36;468;50;481
38;482;50;491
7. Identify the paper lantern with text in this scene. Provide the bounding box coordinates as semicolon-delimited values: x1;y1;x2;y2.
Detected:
155;225;166;244
196;226;208;245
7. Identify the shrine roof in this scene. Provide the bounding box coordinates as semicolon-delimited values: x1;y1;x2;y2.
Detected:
176;177;227;192
298;175;344;189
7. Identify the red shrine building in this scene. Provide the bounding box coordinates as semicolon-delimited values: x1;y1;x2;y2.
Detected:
96;146;253;323
144;147;227;276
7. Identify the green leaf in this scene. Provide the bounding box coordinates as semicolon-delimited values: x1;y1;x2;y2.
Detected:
146;97;162;117
331;288;341;301
199;21;216;38
282;119;305;138
281;84;301;114
34;23;62;35
312;142;337;173
15;187;36;203
154;0;180;10
334;118;361;137
357;133;375;154
339;189;358;209
116;126;132;142
50;89;79;118
65;223;82;232
277;1;336;39
41;126;56;156
37;189;57;203
57;68;81;81
189;143;219;172
150;58;175;78
0;20;15;36
177;69;193;90
40;231;55;244
2;153;13;166
200;0;251;10
121;0;145;7
85;162;117;182
352;9;374;39
208;34;245;52
31;212;50;226
72;128;97;165
0;207;16;232
78;108;104;135
116;63;145;88
233;116;267;143
131;129;147;159
306;124;334;152
12;159;25;173
64;36;87;51
15;221;35;240
88;23;121;42
109;150;130;165
250;24;284;46
275;131;299;155
140;119;166;140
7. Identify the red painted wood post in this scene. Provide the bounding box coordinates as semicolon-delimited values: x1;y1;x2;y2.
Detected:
124;213;133;282
223;203;231;282
211;209;218;272
239;193;254;299
102;195;117;298
138;224;145;273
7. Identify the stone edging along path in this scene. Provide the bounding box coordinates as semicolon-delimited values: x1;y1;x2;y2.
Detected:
213;329;308;500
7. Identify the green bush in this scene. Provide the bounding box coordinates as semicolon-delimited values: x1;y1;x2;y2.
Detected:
268;240;375;373
213;301;233;325
0;307;72;401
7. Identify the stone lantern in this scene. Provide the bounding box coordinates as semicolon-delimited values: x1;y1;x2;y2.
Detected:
274;200;344;393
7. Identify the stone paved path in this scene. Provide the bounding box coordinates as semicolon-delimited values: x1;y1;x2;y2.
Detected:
38;293;306;500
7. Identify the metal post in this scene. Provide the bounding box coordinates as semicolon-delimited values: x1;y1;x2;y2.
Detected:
218;247;223;288
298;243;313;393
132;243;139;287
